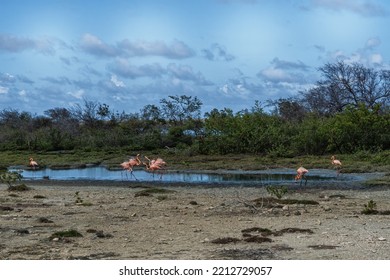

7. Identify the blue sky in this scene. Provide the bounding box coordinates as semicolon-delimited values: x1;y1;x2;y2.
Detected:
1;0;389;115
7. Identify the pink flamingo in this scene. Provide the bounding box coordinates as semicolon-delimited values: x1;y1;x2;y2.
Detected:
143;156;167;179
331;155;342;176
29;157;39;179
29;158;38;169
120;154;141;180
295;166;308;186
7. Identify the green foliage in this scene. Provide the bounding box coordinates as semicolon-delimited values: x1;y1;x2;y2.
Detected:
266;186;288;199
0;171;22;188
74;191;83;204
362;200;378;215
328;104;390;153
0;75;389;157
73;191;92;206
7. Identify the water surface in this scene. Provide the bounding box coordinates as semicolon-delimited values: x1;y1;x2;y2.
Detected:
8;166;352;184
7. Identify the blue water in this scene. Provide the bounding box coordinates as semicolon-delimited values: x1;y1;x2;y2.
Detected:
7;166;348;184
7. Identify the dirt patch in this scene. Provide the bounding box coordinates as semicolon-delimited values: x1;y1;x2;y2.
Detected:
1;181;390;259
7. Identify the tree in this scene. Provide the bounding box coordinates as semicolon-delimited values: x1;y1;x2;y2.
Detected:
140;104;162;121
97;103;110;120
327;104;390;153
304;61;390;115
44;107;80;150
268;98;306;122
160;95;202;123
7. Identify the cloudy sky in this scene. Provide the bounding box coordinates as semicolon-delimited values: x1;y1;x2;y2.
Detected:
1;0;389;115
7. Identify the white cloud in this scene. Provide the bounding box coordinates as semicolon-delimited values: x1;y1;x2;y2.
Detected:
18;89;26;96
260;68;293;82
320;38;386;67
0;34;57;54
80;34;195;60
110;75;126;88
67;89;84;99
109;58;165;79
217;76;256;99
167;63;213;85
80;33;119;57
118;39;195;59
370;53;383;65
258;58;310;84
0;86;9;94
365;37;381;49
201;43;235;61
308;0;388;17
16;89;29;103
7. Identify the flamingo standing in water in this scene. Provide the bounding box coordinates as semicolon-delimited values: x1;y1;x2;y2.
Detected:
331;155;342;176
29;158;39;179
295;166;308;186
143;156;167;179
29;158;38;169
120;154;141;180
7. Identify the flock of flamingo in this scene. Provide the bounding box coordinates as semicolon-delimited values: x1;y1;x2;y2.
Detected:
29;155;167;181
119;154;167;180
28;155;342;184
295;155;342;186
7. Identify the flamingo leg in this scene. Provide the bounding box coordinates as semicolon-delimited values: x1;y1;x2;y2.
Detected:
129;169;138;181
32;165;36;179
299;175;307;187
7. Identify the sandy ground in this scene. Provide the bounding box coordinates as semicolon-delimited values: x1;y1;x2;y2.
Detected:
1;176;390;260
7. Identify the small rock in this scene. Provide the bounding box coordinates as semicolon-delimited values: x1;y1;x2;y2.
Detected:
131;213;137;217
282;205;289;211
52;238;60;242
16;229;29;235
0;206;14;211
378;237;386;241
323;206;331;212
37;217;54;223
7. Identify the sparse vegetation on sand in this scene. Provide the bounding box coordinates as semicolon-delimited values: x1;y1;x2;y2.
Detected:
1;182;390;260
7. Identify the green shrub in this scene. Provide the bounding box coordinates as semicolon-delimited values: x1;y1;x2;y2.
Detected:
0;171;23;188
266;186;288;199
362;200;378;215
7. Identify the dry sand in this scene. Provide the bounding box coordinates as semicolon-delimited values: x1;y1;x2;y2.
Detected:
1;177;389;260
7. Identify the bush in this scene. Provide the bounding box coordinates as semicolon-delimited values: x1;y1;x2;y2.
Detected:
0;171;23;188
266;186;288;199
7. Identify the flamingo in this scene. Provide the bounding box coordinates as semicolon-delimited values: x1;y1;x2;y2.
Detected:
120;154;141;180
29;158;38;169
28;158;38;179
331;155;342;176
143;156;167;179
295;166;308;186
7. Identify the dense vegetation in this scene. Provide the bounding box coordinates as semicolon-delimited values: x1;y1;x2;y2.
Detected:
1;61;389;159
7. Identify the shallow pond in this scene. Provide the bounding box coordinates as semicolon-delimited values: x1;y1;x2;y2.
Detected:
7;166;356;185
